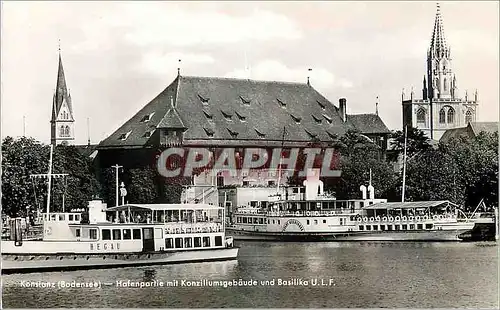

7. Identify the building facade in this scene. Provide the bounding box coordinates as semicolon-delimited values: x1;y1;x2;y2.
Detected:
50;52;75;145
402;4;478;141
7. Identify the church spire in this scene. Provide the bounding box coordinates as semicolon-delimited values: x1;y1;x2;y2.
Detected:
430;3;449;58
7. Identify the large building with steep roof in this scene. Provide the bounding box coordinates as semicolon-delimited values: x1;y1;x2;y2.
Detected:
50;50;75;145
402;4;479;141
96;74;391;170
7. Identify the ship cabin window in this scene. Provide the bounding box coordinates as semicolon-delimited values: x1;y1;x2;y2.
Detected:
380;225;385;231
307;220;310;225
89;229;98;240
194;237;202;247
314;220;318;225
102;229;111;240
409;224;415;230
133;229;141;239
113;229;121;240
51;214;56;221
155;228;163;239
395;225;400;231
59;214;65;221
323;219;326;224
243;181;250;186
203;236;211;247
259;218;264;224
372;225;378;231
237;217;241;223
69;214;74;221
366;225;371;231
165;238;174;248
360;202;365;208
253;218;258;224
277;220;281;225
272;220;275;224
123;229;131;240
425;224;433;230
75;214;81;221
402;224;408;230
76;229;81;238
417;224;423;230
359;225;364;230
175;238;183;248
184;237;192;248
387;225;393;231
242;217;247;224
215;236;223;246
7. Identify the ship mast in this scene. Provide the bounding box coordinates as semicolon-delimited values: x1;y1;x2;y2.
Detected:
401;125;408;202
276;126;286;197
46;145;54;214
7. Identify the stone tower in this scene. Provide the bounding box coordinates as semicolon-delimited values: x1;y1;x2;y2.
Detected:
50;49;75;145
402;3;478;141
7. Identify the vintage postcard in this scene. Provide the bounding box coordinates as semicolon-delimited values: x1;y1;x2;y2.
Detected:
1;1;498;309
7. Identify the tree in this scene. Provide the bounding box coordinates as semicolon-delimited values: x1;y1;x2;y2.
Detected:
328;130;398;199
1;137;100;217
388;126;432;162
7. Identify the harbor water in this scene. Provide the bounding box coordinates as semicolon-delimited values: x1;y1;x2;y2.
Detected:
2;241;498;308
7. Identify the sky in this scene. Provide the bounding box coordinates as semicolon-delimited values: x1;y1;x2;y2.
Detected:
1;1;498;145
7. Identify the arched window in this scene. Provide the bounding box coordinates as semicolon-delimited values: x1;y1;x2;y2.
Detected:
439;108;446;124
65;126;70;137
465;110;473;124
416;108;426;125
443;78;448;91
447;107;455;124
60;126;65;137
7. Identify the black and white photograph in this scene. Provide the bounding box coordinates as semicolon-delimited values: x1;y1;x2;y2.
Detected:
0;1;498;308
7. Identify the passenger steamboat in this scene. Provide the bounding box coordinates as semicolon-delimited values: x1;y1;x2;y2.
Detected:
226;170;475;241
1;146;237;274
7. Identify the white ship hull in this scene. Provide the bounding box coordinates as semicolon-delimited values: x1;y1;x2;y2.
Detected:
227;228;471;242
1;247;238;274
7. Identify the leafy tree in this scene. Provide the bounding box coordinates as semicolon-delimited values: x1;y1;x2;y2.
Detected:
388;126;432;162
1;137;99;217
328;130;398;199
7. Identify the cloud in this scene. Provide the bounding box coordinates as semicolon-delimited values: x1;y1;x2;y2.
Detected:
137;51;215;75
224;60;353;90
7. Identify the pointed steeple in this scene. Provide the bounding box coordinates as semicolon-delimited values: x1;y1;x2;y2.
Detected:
52;46;72;121
430;3;448;57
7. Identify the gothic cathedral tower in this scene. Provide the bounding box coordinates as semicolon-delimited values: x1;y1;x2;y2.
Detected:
402;3;478;141
50;49;75;145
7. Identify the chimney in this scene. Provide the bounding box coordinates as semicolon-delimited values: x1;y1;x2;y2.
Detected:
339;98;347;122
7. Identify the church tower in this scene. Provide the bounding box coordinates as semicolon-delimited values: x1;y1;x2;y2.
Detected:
402;3;478;141
50;48;75;145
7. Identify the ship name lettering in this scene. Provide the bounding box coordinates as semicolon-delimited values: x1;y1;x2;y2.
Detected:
90;242;121;251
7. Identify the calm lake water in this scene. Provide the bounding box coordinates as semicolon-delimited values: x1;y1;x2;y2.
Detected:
2;241;498;308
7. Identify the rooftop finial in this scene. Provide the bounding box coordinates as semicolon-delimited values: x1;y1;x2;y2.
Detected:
375;96;379;116
307;68;312;86
58;39;61;54
177;59;181;76
436;2;440;12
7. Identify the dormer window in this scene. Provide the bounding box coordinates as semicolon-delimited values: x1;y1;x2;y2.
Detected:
312;115;322;124
221;110;233;121
143;130;154;138
305;129;317;139
198;94;210;105
326;130;338;140
290;114;302;124
323;114;332;124
140;112;155;122
255;128;266;138
277;98;286;108
317;100;326;110
227;128;239;138
203;110;213;121
240;96;251;105
118;131;132;141
203;127;215;137
235;111;246;122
